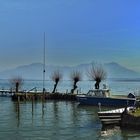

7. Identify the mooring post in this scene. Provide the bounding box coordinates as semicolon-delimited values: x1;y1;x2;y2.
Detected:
98;102;101;112
18;95;20;102
32;95;34;116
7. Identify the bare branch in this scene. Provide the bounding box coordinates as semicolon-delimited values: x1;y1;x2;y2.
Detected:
70;70;82;82
70;70;82;94
87;62;107;89
51;69;62;93
9;76;23;92
51;69;62;82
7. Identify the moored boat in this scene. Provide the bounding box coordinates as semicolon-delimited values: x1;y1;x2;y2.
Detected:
76;89;136;107
98;107;134;125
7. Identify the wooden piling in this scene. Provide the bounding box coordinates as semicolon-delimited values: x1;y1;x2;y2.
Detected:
11;92;77;102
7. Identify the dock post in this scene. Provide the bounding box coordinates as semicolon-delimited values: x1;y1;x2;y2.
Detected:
98;102;101;111
32;95;34;116
18;95;20;102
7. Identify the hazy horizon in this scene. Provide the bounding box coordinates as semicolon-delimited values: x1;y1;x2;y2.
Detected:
0;61;138;73
1;1;140;72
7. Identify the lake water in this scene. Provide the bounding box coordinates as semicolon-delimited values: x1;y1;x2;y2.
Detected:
0;80;140;140
0;98;140;140
1;79;140;95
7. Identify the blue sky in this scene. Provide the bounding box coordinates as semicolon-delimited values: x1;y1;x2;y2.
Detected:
0;0;140;72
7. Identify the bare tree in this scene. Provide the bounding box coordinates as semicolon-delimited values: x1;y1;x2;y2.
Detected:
51;70;62;93
87;62;107;89
70;70;82;94
10;76;23;92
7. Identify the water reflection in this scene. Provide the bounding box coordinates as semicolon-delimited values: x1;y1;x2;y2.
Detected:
0;98;140;139
121;128;140;140
100;125;120;137
99;125;140;140
12;100;82;125
13;101;20;127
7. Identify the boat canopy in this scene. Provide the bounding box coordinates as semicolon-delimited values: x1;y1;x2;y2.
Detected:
87;89;110;97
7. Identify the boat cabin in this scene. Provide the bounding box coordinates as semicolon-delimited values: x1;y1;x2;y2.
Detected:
87;89;110;97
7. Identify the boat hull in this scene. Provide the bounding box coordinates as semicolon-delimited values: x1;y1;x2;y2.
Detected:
77;95;135;107
98;108;124;125
98;107;133;125
98;113;122;125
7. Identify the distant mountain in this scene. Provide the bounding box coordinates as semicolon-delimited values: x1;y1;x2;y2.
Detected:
104;62;140;78
0;63;73;80
0;62;139;80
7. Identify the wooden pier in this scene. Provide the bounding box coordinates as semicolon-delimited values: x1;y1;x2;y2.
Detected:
11;92;77;101
0;88;77;101
0;89;15;96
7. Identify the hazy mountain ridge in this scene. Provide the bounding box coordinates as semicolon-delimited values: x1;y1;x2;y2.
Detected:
0;62;139;80
104;62;140;78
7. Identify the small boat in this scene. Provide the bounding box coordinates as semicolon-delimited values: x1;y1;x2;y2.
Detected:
76;89;136;107
98;107;134;125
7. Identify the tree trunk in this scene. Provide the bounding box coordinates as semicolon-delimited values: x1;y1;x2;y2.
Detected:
95;81;100;89
16;82;19;92
52;82;58;93
71;81;78;94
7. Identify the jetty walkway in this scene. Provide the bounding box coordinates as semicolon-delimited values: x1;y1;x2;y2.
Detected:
0;89;15;96
0;88;77;101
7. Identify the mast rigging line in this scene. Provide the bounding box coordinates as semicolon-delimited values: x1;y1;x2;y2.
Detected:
43;32;46;93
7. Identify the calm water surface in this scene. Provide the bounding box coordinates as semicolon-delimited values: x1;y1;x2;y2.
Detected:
1;80;140;140
1;79;140;95
0;97;140;140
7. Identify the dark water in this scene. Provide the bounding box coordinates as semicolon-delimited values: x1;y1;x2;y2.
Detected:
0;97;140;140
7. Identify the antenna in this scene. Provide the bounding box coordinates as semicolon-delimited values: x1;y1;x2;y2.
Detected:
43;32;46;94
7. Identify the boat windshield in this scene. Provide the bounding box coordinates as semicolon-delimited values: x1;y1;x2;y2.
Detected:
87;89;110;97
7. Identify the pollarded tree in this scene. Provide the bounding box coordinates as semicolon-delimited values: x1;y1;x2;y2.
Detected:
70;70;82;94
10;76;23;92
87;62;107;89
51;70;62;93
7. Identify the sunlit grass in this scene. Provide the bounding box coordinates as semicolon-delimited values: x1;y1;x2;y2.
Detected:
130;108;140;117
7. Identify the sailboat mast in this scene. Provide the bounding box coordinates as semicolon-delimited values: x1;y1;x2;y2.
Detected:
43;32;46;94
